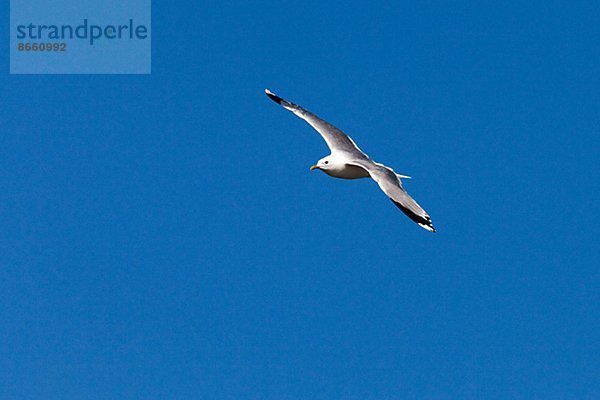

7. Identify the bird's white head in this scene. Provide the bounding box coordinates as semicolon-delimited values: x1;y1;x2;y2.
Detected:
310;156;334;171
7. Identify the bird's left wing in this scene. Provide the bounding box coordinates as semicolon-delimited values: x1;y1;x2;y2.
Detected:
347;160;436;232
265;89;366;156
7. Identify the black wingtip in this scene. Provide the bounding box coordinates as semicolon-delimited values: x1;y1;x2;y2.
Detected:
265;89;284;105
390;198;436;233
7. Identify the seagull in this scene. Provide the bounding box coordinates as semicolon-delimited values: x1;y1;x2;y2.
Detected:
265;89;436;232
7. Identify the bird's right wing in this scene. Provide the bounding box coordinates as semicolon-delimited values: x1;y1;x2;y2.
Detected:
347;160;436;232
265;89;366;155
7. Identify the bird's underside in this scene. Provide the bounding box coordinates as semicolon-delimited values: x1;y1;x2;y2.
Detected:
265;89;436;232
337;164;371;179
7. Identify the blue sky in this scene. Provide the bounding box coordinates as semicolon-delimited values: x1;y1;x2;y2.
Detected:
1;1;599;399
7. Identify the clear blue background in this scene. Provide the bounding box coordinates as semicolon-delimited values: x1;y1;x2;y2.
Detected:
1;1;598;399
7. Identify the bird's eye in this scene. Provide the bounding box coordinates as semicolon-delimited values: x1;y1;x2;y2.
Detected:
324;161;329;164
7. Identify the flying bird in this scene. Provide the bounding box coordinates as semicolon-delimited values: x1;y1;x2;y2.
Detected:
265;89;436;232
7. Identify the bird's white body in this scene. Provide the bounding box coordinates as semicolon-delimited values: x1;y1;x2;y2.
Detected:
324;164;371;179
317;152;371;179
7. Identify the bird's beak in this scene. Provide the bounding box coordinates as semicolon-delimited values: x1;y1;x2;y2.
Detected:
310;165;319;171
